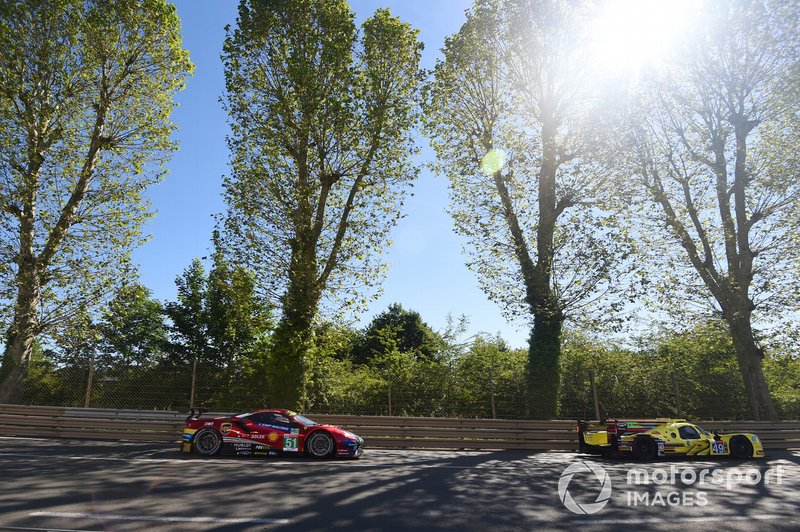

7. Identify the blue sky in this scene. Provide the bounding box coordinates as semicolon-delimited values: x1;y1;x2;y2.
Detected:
132;0;530;348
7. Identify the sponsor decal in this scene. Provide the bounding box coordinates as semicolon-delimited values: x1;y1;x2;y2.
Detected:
220;423;232;435
268;432;279;442
291;428;300;435
257;423;291;432
223;436;255;444
751;435;758;442
251;434;266;439
283;434;299;452
204;421;214;426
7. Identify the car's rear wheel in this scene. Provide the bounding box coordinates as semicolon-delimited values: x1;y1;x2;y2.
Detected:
193;428;223;457
632;437;657;460
730;436;753;459
306;431;335;458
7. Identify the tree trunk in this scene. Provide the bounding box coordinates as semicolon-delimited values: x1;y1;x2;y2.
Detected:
526;309;563;419
270;315;315;410
0;167;41;404
269;240;320;410
727;316;778;421
0;274;40;404
524;120;563;419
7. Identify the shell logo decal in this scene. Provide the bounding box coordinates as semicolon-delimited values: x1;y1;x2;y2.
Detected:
268;432;279;442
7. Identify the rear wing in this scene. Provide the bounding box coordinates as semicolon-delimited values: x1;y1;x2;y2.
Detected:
578;418;683;436
177;407;207;424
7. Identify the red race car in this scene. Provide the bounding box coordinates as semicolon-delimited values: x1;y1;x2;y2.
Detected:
181;409;364;459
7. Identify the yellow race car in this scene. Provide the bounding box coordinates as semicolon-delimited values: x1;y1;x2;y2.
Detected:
578;418;764;459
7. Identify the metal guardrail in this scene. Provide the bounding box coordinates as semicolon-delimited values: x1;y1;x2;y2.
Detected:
1;404;798;451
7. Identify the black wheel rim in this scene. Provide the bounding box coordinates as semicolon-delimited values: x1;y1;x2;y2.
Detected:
310;434;332;457
733;440;747;456
197;431;220;454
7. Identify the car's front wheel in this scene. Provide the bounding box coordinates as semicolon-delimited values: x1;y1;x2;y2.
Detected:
730;436;753;459
306;431;335;458
193;428;223;457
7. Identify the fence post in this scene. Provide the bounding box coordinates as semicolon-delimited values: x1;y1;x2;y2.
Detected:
189;358;198;408
84;362;94;408
590;370;600;420
387;366;392;417
489;363;496;419
672;373;681;417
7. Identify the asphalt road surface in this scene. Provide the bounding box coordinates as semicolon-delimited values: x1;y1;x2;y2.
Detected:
0;436;797;531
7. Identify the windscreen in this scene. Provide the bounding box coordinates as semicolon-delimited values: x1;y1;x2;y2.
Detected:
293;414;318;426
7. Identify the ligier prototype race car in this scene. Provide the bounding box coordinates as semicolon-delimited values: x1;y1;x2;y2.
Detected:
578;418;764;459
181;409;364;459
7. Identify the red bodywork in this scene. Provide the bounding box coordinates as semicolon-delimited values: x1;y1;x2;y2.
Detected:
181;409;364;458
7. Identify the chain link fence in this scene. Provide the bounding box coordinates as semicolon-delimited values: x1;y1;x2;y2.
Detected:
10;354;800;420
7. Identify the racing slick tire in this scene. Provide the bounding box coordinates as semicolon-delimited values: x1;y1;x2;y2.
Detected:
305;431;335;459
730;436;753;459
193;428;223;457
632;436;657;460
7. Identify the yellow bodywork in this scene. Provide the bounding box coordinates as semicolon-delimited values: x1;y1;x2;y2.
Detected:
580;419;765;459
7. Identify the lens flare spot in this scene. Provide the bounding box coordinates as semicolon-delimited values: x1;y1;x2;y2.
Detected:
480;149;506;175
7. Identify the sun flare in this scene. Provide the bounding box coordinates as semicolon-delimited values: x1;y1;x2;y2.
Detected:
588;0;699;71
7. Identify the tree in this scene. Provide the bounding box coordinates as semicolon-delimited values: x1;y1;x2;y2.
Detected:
454;335;527;418
164;259;209;367
423;0;630;417
0;0;192;402
165;250;273;369
352;303;443;365
204;235;273;368
627;0;800;420
221;0;423;408
96;282;167;368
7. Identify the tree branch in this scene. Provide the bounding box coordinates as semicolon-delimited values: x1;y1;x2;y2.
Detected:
38;99;109;272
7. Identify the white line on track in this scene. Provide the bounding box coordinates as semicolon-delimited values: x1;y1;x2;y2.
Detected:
28;511;289;525
0;526;100;532
0;452;490;469
0;453;187;464
572;514;785;525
